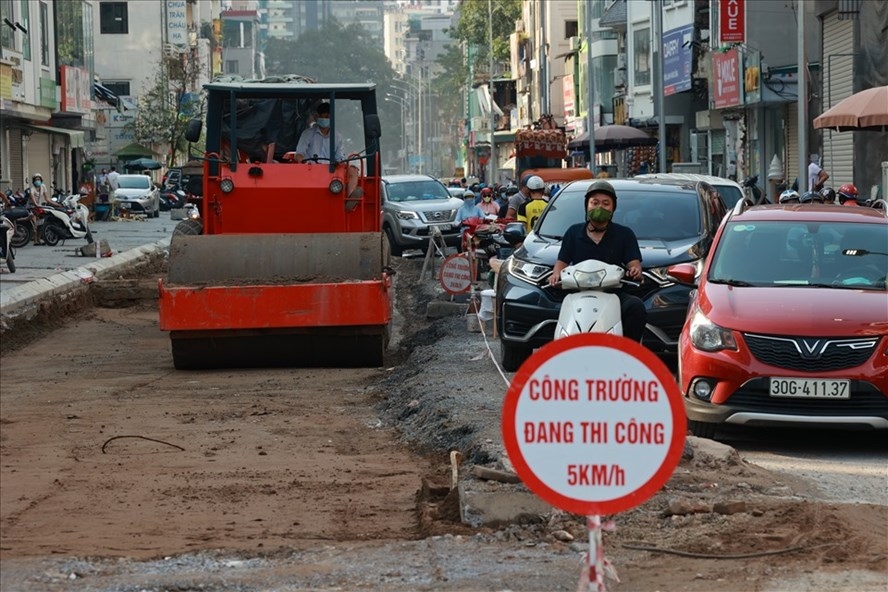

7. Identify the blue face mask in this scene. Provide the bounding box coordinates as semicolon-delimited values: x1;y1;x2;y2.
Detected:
34;180;42;187
316;117;330;128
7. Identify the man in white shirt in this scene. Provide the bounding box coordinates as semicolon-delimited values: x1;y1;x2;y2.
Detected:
289;102;361;202
807;154;829;192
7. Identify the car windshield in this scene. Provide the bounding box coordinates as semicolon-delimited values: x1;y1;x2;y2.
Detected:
537;184;702;241
386;180;451;202
709;220;887;290
118;176;151;189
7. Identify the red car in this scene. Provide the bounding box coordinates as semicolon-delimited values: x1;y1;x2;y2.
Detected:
669;202;888;438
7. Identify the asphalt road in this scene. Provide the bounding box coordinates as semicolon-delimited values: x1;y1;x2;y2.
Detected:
0;213;174;292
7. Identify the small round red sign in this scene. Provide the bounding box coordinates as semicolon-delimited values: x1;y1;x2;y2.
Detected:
439;253;473;294
502;333;686;516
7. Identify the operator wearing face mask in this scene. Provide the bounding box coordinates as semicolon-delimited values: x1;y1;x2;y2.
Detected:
547;180;646;342
291;102;362;200
26;173;49;245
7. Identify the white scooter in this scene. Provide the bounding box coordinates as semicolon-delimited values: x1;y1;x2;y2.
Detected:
39;192;94;247
0;210;17;272
553;259;628;338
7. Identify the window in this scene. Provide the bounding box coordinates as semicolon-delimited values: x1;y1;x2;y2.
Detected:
100;2;128;34
19;0;29;60
0;0;13;50
634;27;650;86
103;81;130;97
39;1;48;66
225;60;239;74
565;20;578;39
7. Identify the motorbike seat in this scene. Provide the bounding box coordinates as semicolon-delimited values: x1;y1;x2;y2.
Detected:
3;207;31;220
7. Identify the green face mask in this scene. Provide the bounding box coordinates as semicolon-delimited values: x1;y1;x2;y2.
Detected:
587;207;613;224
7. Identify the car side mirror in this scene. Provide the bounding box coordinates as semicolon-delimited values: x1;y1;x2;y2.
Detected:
502;222;527;246
668;262;698;285
184;118;202;143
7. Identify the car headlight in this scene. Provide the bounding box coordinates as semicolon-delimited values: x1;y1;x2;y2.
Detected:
506;256;553;285
689;308;737;352
397;211;419;220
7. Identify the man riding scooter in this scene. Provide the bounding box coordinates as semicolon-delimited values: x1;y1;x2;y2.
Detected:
547;180;646;342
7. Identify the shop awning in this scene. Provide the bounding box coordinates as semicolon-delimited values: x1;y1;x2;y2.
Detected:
94;82;137;111
26;124;85;149
116;142;154;158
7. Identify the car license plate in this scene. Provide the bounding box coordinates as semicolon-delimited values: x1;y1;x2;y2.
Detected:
769;378;850;399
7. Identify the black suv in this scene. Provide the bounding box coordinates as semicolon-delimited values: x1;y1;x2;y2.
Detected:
496;178;727;371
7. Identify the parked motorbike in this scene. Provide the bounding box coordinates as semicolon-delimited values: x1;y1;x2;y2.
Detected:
159;186;188;211
39;193;94;247
552;259;637;338
0;210;17;272
3;205;36;248
743;175;768;204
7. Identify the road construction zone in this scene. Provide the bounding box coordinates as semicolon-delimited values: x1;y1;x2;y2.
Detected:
523;420;666;444
567;464;626;487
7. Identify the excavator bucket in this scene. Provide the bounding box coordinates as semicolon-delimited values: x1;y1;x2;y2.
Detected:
159;233;391;369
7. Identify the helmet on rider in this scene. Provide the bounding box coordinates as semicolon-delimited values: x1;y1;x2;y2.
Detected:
779;189;801;204
463;190;476;200
584;179;618;208
32;173;43;182
799;191;823;204
525;175;545;193
836;183;859;205
505;184;519;196
480;187;493;198
820;186;836;203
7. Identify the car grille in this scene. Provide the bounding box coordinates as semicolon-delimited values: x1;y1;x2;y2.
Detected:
422;210;452;223
728;379;888;416
744;334;879;372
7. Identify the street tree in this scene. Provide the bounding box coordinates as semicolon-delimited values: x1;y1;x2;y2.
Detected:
125;54;202;168
264;21;404;171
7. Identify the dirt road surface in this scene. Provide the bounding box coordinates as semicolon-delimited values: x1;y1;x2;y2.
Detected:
1;257;886;591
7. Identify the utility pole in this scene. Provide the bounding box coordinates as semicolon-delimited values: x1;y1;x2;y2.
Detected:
797;1;807;191
586;1;596;173
654;1;666;173
488;0;496;186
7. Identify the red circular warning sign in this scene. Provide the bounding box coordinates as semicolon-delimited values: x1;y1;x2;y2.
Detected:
439;253;473;294
502;333;685;516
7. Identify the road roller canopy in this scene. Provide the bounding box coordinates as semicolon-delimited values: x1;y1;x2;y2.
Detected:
200;78;381;177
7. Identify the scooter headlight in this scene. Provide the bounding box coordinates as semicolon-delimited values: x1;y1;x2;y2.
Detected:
569;269;607;287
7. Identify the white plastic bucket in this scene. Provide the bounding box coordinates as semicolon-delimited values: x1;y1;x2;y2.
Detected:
479;289;496;321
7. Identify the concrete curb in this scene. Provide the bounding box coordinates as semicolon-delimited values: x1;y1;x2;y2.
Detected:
0;239;170;321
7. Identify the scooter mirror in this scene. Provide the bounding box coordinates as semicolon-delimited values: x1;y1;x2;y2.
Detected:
502;222;526;246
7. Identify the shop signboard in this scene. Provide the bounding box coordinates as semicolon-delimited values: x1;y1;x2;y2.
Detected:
719;0;746;44
712;49;741;109
663;25;694;96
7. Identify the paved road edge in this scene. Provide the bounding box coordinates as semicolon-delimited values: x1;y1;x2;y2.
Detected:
0;239;170;323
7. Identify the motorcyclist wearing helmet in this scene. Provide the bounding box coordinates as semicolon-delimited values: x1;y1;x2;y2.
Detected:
799;191;824;204
516;175;547;232
548;180;646;342
778;189;801;204
477;187;499;216
820;186;836;204
837;183;859;206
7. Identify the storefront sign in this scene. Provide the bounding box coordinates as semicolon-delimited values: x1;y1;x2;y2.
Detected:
663;25;694;96
719;0;745;44
61;65;91;114
712;49;741;109
166;1;188;47
562;74;575;120
744;50;761;104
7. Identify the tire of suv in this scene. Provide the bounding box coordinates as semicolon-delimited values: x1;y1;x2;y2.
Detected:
688;420;717;439
384;226;403;256
500;340;532;372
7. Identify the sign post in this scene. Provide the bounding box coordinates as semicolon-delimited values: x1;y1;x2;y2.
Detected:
502;333;685;591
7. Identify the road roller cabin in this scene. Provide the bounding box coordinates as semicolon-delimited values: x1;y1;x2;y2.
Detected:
158;76;392;369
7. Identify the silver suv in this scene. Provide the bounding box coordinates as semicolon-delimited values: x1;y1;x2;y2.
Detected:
381;174;463;255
